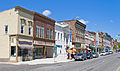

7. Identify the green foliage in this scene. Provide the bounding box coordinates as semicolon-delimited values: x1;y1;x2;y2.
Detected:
26;58;30;61
114;45;117;49
118;42;120;49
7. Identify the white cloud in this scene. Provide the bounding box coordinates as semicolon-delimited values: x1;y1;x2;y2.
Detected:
94;24;97;26
42;10;51;16
110;20;113;23
79;19;88;24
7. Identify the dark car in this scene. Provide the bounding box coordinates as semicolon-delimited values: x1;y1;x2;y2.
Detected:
86;53;93;59
75;53;87;61
93;53;99;58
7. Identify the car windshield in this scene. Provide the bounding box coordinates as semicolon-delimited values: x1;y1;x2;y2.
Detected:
101;52;105;53
93;53;98;54
77;53;83;56
87;53;91;55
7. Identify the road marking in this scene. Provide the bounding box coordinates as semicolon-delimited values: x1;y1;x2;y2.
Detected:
116;66;120;71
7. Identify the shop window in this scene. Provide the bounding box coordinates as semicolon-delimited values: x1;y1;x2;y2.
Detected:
5;25;8;34
11;46;16;57
34;48;43;58
18;47;22;56
11;38;14;43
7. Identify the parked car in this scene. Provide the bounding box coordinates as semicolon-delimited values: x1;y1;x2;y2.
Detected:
100;52;106;56
93;53;99;58
86;53;93;59
75;53;87;61
105;51;109;55
109;51;113;54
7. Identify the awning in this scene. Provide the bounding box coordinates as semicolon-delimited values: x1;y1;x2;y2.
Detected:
18;45;34;49
87;48;91;50
92;46;96;48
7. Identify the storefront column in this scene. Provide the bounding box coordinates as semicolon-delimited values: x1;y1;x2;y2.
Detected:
16;36;18;62
43;46;46;58
8;36;11;62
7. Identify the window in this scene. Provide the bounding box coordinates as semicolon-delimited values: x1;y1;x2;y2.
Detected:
40;26;44;38
61;33;62;40
58;33;59;40
11;46;16;57
29;27;31;35
11;38;14;43
21;19;26;25
55;32;56;40
64;33;66;41
50;29;53;40
46;28;49;39
36;25;44;38
28;21;33;26
21;26;24;33
5;25;8;34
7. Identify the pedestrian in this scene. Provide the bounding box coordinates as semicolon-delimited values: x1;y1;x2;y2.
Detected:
67;52;70;59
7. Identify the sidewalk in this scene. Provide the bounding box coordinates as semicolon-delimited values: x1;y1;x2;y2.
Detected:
11;55;74;65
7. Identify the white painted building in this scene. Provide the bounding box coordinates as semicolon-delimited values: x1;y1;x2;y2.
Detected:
55;22;72;57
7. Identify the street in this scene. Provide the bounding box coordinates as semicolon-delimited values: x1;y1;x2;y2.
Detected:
0;53;120;71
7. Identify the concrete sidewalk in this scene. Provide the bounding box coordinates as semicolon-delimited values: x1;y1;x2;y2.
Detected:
11;55;74;65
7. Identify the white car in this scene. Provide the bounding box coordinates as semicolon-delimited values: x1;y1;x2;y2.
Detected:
100;52;106;56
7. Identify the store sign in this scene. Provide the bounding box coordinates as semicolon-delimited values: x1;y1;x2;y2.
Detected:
75;44;81;48
19;41;32;45
34;41;45;45
46;42;54;46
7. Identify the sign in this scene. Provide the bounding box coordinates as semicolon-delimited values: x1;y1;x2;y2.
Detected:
34;40;45;45
46;42;54;46
19;41;32;45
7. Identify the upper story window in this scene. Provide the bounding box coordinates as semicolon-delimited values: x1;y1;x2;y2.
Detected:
21;26;24;33
29;27;31;35
61;33;62;40
58;33;59;40
46;28;50;39
50;29;53;40
36;25;44;38
5;25;8;34
28;21;33;26
21;19;26;25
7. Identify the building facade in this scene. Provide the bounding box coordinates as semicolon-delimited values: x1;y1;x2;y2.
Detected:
58;20;86;53
0;6;34;62
96;32;103;53
55;22;72;57
0;6;55;62
104;33;112;51
33;12;55;59
85;31;96;53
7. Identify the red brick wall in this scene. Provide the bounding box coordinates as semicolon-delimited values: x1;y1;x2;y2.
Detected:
33;14;55;41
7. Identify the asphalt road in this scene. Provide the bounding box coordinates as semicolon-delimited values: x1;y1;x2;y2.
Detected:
0;53;120;71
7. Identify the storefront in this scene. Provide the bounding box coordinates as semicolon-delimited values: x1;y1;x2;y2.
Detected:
9;35;33;62
33;40;55;59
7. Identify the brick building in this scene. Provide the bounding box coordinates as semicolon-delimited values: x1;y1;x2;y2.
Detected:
33;12;55;59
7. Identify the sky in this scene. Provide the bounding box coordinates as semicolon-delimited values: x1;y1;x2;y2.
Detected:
0;0;120;41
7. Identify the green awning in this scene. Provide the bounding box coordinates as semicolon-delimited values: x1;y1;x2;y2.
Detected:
53;46;57;49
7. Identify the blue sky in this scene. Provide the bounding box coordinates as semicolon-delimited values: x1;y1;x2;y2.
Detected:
0;0;120;40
